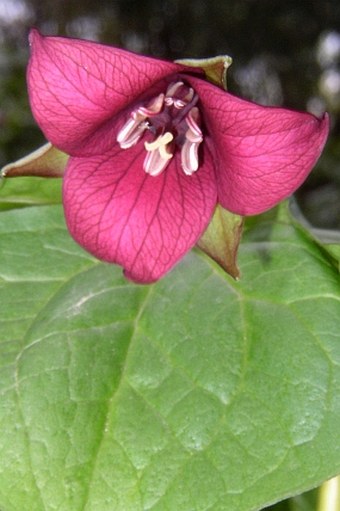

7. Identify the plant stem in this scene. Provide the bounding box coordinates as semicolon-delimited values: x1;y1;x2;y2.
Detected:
317;476;340;511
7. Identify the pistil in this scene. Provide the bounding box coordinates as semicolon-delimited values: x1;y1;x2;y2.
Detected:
144;132;174;176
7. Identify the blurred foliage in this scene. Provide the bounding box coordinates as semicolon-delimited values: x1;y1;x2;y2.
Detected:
0;0;339;228
265;488;317;511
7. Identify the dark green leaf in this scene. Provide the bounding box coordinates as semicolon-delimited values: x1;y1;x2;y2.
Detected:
0;176;62;210
0;205;339;511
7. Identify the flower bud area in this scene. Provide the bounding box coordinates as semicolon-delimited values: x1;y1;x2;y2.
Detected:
117;81;203;176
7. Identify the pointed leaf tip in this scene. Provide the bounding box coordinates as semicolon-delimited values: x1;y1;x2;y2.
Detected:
197;204;244;279
176;55;233;89
1;143;68;178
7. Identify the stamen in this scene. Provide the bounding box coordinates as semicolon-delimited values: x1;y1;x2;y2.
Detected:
181;138;200;175
185;107;203;142
165;82;194;110
117;115;149;149
182;87;194;104
117;94;164;149
166;81;184;97
118;81;204;177
181;107;203;175
138;93;165;117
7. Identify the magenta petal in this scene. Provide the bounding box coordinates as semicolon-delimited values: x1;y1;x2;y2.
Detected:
27;30;182;156
63;145;217;283
188;77;330;215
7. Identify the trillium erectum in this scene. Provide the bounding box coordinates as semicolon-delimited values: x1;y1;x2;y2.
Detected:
27;30;329;283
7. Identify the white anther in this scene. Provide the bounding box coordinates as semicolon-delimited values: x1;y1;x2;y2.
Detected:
165;81;184;97
181;139;200;175
183;87;194;104
181;107;203;175
185;107;203;142
138;93;165;117
117;115;148;149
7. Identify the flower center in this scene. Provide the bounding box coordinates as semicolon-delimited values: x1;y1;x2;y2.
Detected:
116;81;203;176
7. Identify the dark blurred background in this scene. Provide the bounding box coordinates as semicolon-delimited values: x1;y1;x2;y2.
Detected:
0;0;339;228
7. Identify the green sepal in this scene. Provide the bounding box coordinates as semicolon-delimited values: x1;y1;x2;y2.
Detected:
176;55;232;90
1;142;68;179
197;204;244;279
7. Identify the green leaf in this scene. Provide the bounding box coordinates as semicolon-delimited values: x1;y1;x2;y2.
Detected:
0;143;66;210
0;176;62;210
0;205;339;511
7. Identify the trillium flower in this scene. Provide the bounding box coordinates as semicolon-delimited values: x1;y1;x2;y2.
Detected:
27;30;329;283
